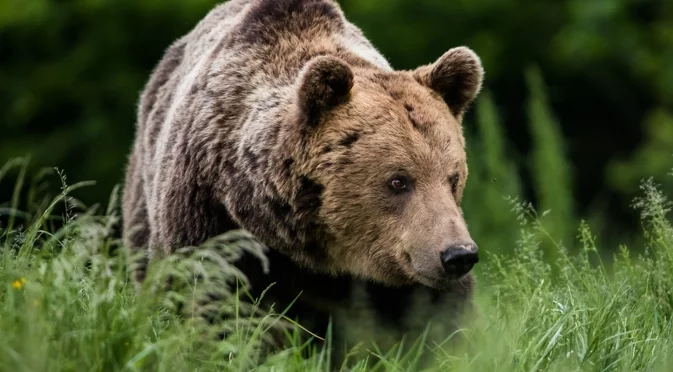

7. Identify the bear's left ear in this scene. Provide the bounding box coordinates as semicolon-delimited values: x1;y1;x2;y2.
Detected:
296;55;354;126
412;46;484;120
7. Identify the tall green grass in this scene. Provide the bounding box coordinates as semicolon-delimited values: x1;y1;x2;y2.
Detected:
0;161;295;371
1;157;671;371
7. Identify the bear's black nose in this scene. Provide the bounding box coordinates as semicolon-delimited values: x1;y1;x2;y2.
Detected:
440;243;479;278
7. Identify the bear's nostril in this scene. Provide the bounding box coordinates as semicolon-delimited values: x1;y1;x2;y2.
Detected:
440;244;479;278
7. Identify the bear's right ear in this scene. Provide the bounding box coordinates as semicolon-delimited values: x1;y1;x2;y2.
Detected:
296;55;354;126
412;46;484;120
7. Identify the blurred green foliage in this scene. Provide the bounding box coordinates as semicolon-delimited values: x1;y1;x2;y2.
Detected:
1;0;672;255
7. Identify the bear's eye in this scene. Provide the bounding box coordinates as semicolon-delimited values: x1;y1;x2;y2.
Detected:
450;174;460;193
388;176;409;193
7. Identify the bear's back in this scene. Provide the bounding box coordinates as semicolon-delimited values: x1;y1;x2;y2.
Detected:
126;0;392;254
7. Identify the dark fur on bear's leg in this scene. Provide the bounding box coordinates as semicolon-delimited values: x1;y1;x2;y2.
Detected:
231;247;474;367
134;232;301;354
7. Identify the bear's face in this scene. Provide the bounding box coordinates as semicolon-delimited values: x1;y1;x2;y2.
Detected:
296;47;483;290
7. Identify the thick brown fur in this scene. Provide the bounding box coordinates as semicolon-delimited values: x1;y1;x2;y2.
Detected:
122;0;484;359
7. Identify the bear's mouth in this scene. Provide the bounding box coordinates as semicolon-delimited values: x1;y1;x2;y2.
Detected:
402;251;471;290
414;272;460;290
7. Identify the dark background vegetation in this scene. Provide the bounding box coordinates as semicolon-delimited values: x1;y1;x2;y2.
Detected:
1;0;672;257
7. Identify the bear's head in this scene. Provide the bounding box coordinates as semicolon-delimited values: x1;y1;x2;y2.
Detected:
294;47;483;290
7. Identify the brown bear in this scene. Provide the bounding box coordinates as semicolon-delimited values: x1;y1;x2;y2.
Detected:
122;0;484;358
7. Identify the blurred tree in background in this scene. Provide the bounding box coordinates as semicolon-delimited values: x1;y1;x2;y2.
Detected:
1;0;672;256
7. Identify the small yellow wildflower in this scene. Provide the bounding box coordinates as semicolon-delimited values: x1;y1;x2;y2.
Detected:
12;277;26;290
